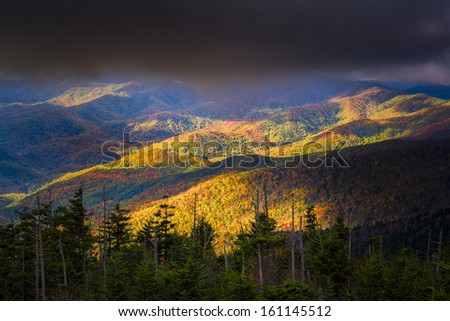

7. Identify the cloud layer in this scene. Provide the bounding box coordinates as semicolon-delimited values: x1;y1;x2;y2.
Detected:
1;0;449;82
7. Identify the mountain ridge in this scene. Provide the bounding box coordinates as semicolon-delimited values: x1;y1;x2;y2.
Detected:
1;76;450;246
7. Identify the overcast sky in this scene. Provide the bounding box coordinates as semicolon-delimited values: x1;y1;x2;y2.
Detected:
0;0;449;84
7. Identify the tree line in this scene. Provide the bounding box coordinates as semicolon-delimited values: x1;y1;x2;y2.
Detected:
1;186;450;300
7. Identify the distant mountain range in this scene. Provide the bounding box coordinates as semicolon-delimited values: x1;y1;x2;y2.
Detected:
1;75;449;249
406;84;450;100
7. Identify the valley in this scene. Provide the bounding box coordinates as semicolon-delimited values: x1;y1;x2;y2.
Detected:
1;76;450;252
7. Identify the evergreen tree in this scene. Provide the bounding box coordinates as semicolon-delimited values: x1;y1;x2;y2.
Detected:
304;204;318;233
103;253;130;300
173;255;214;300
263;280;315;300
104;203;131;253
0;221;22;300
191;216;215;259
239;210;284;289
133;255;158;300
137;201;176;264
219;270;258;300
2;187;449;301
54;187;93;296
308;213;350;295
14;202;52;300
156;202;176;261
386;248;428;300
357;254;386;300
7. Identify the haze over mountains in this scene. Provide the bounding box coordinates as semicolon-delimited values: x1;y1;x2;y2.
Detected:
1;75;450;249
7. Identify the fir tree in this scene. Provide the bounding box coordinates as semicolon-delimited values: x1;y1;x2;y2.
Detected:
133;255;158;300
104;203;131;253
103;253;130;300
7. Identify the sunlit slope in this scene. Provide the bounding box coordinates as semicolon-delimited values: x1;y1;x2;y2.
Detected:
3;86;450;241
4;86;450;202
128;138;450;248
47;82;135;107
271;90;450;156
3;81;448;193
3;137;450;251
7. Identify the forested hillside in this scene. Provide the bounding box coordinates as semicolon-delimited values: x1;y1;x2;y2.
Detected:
1;77;450;301
2;187;450;300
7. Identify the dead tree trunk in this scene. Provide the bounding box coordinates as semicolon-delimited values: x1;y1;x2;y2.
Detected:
257;243;263;291
35;221;39;301
193;193;197;243
21;244;26;300
153;233;159;268
426;229;432;262
254;190;263;291
436;229;443;276
202;227;213;259
101;186;107;277
291;201;295;281
38;220;45;300
82;229;86;287
37;192;46;300
299;214;305;283
59;236;68;298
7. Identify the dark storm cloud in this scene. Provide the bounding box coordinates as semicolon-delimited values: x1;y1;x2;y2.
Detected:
0;0;449;80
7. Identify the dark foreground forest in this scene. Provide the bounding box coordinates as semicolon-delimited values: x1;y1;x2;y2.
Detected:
1;187;450;301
